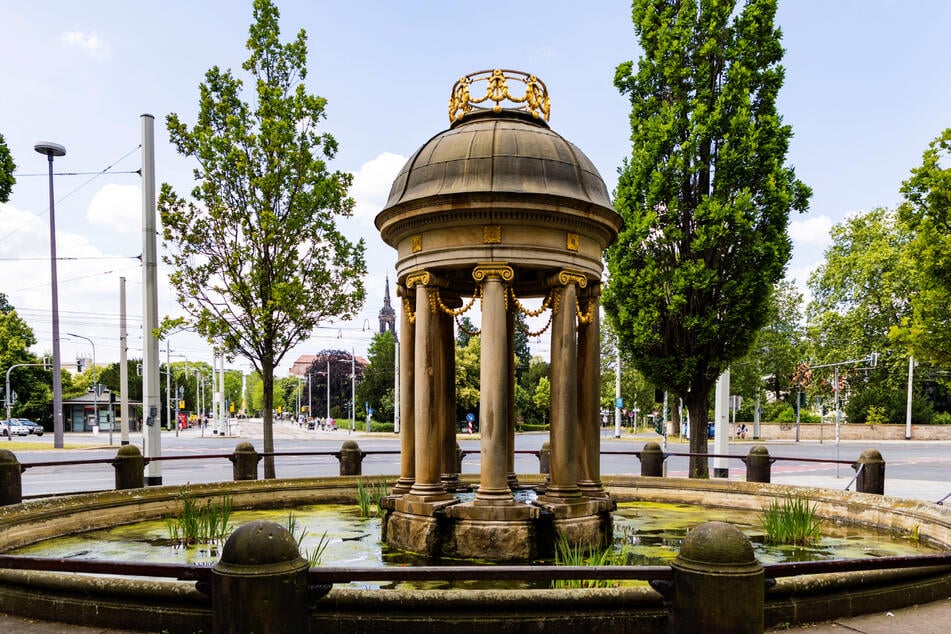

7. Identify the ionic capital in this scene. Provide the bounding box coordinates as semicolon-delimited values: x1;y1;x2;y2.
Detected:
547;268;588;289
405;270;448;289
472;263;515;283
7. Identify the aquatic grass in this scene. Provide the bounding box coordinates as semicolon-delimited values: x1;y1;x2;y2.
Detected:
551;534;630;589
356;479;388;518
164;487;233;546
285;511;330;566
761;495;821;545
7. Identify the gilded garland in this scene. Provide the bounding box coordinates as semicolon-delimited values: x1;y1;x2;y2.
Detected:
449;69;551;123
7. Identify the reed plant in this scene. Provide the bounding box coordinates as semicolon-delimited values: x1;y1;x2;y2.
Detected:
356;479;388;518
761;495;821;545
285;511;330;566
164;487;233;546
551;534;629;589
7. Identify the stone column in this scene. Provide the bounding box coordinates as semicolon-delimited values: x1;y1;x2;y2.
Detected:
540;271;585;501
407;271;450;501
473;263;515;504
392;284;415;495
438;305;460;489
506;305;518;488
577;285;605;497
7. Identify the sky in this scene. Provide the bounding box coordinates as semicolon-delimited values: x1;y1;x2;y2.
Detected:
1;1;950;376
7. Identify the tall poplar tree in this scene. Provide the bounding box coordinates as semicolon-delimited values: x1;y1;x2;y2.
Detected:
0;132;15;203
159;0;366;477
604;0;810;477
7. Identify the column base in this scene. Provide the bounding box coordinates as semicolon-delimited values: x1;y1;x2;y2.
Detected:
391;477;415;495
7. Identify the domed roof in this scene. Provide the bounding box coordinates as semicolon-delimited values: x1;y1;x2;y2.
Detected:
383;109;613;212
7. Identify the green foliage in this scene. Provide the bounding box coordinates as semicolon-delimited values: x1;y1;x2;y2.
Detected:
158;0;365;476
0;132;15;203
761;495;820;546
865;406;887;425
356;332;395;422
897;128;951;366
369;421;394;433
164;488;233;545
533;377;551;421
844;386;933;425
933;411;951;425
455;334;481;422
0;306;52;423
806;208;914;394
604;0;810;478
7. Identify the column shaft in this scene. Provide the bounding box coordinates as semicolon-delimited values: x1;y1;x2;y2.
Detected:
475;270;513;503
545;282;582;500
577;288;604;496
409;281;449;500
393;286;415;494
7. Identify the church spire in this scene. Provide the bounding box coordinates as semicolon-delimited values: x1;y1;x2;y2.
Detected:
378;274;396;337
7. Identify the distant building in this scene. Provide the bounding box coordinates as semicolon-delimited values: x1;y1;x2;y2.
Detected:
378;274;397;339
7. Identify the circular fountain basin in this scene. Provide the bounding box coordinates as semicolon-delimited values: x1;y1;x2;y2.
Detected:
0;474;949;632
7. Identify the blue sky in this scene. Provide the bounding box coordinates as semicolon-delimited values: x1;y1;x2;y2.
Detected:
1;1;950;371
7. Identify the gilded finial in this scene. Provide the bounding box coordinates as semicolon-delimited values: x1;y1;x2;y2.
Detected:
449;69;551;123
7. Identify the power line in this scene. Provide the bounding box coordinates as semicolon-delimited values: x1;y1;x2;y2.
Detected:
0;144;141;244
12;170;140;177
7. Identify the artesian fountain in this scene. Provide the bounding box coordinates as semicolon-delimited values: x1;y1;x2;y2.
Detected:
375;69;622;560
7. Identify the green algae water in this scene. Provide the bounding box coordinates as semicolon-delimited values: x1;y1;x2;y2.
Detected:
12;501;934;589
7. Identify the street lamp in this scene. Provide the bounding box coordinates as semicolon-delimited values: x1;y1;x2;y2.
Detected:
66;333;99;441
35;141;66;448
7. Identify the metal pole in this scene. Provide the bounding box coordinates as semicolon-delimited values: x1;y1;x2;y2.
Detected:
834;365;840;477
165;340;171;432
614;343;622;438
307;373;312;421
351;348;356;434
795;388;801;443
119;276;129;445
34;141;66;448
140;114;161;485
905;356;915;440
66;333;96;437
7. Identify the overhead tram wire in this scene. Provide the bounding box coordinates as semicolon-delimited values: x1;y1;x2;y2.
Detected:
0;144;142;244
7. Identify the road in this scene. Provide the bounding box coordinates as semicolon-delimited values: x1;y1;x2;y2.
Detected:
9;419;951;502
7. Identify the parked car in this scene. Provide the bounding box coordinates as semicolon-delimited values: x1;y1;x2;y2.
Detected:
0;419;30;437
18;419;44;436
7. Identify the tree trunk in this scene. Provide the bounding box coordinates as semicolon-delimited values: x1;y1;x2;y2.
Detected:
261;358;276;479
684;390;710;479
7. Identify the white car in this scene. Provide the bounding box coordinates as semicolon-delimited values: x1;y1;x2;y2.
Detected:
0;419;30;436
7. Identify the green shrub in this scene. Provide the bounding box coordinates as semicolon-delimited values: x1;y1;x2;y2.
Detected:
370;421;394;433
865;405;887;425
933;411;951;425
844;387;934;424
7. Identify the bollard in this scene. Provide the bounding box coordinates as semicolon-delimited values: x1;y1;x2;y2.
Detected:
743;445;774;483
455;442;464;473
538;441;550;474
113;445;144;490
0;449;23;506
639;442;665;477
665;521;763;633
230;442;260;481
212;521;310;634
338;440;364;476
854;448;885;495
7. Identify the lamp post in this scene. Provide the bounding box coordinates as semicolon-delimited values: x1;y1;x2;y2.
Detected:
66;332;98;440
35;141;66;448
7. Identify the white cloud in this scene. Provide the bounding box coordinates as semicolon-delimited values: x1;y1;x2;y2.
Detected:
350;152;406;223
86;184;140;233
60;31;110;59
788;215;833;247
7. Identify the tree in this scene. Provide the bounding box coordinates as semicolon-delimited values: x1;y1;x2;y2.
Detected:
158;0;366;477
356;331;396;422
455;334;481;422
806;208;913;393
898;128;951;367
0;132;15;203
306;350;364;422
604;0;810;477
532;377;551;423
0;306;51;423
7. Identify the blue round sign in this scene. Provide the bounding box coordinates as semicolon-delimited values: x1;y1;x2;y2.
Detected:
466;413;475;422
